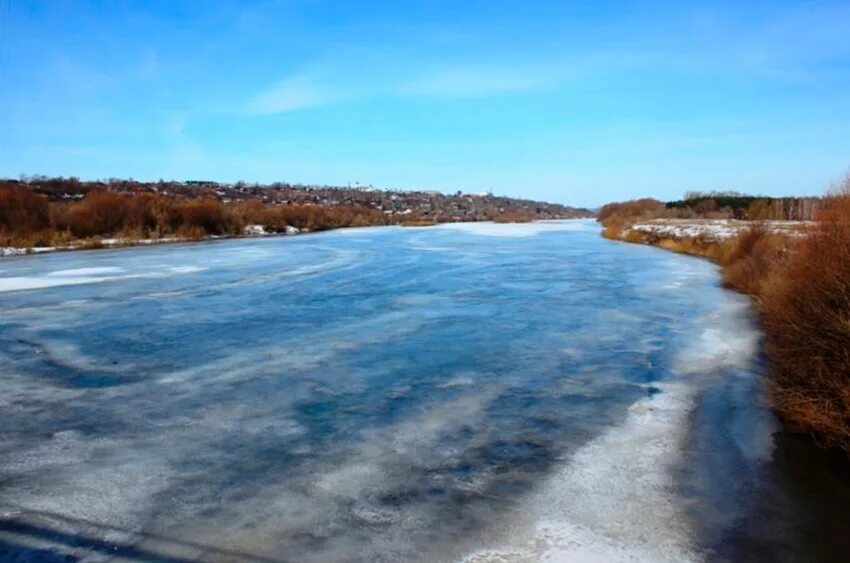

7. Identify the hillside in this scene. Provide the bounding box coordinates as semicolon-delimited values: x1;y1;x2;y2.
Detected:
0;176;591;253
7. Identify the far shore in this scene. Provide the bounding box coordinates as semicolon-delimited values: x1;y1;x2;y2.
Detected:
1;229;302;258
1;218;590;259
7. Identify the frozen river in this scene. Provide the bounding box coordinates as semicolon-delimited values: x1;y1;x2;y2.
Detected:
1;220;847;562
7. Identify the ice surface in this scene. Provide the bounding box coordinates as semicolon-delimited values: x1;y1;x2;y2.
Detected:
46;267;125;276
437;219;598;237
0;223;773;562
458;285;760;563
0;262;205;293
461;384;700;563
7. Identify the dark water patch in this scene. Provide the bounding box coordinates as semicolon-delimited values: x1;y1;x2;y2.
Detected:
709;432;850;563
679;360;850;562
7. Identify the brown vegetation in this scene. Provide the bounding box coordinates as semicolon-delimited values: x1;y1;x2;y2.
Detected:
399;219;438;227
492;212;534;223
597;198;666;232
719;225;787;296
0;187;391;250
0;187;51;236
1;176;588;252
757;187;850;450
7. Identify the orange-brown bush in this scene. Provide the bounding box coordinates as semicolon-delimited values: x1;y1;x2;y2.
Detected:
261;204;389;232
126;193;182;236
757;187;850;450
65;191;131;237
0;187;51;234
178;198;230;235
225;199;266;232
720;225;788;296
597;198;666;226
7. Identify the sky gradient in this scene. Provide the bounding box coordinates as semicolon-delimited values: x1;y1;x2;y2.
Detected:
1;0;849;207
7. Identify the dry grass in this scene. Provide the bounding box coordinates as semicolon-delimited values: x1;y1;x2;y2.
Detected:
492;212;534;223
720;225;788;296
400;219;437;227
601;224;623;240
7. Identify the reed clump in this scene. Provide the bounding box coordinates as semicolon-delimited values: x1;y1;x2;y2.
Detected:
755;186;850;450
720;225;788;296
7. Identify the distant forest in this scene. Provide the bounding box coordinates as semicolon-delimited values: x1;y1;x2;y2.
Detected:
666;191;818;220
598;191;819;228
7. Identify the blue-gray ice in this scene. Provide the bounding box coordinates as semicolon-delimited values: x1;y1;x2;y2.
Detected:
0;221;789;562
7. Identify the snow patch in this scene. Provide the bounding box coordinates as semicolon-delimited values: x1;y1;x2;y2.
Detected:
47;267;125;277
1;247;56;256
673;302;758;376
243;224;269;236
0;275;116;292
169;266;206;274
0;264;207;293
460;384;701;563
628;219;810;241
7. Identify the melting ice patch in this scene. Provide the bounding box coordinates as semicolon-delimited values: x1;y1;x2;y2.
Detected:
0;431;173;543
673;300;758;376
0;264;207;293
459;299;760;563
460;384;701;563
168;265;206;274
0;274;121;292
46;266;125;277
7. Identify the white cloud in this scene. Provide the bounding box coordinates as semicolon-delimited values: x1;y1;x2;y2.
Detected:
242;62;563;115
244;74;337;115
399;65;558;98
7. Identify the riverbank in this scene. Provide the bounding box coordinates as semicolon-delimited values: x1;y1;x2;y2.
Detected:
599;190;850;456
1;184;592;258
0;181;592;259
0;226;306;257
1;217;585;258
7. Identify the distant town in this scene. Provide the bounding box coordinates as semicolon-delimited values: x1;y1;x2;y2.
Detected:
2;176;592;223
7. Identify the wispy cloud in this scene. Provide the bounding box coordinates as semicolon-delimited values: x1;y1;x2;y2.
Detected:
241;60;565;116
400;65;558;98
244;74;338;115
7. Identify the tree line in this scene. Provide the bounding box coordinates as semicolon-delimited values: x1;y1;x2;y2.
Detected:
598;194;819;227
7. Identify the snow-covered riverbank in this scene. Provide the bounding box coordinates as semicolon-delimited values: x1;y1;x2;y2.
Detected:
626;219;810;241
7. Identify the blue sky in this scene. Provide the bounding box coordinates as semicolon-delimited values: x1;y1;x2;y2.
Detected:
1;0;849;207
